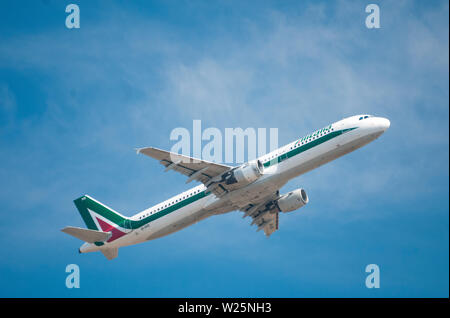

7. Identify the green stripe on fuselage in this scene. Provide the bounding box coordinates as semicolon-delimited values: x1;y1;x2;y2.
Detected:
80;126;357;238
263;127;357;168
128;190;210;229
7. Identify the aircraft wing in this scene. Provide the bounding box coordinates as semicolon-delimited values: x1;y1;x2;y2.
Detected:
136;147;233;196
240;191;281;237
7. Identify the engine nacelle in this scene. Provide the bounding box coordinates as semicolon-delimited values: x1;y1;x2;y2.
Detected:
225;160;264;186
277;188;309;212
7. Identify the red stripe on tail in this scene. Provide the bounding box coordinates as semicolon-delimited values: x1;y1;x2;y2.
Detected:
96;217;127;242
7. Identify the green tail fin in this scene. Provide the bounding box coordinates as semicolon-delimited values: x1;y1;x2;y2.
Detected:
73;195;128;231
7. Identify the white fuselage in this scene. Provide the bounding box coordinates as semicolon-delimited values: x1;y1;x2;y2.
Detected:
80;115;390;253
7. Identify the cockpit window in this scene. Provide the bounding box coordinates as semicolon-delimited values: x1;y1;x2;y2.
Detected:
364;115;369;119
359;117;363;120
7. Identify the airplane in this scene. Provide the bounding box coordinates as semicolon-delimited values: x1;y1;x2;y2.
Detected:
62;114;390;260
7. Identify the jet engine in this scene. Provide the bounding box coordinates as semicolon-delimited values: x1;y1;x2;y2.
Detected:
225;160;264;186
276;188;309;212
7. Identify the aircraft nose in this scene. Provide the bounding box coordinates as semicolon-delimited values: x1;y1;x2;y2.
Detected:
379;117;390;131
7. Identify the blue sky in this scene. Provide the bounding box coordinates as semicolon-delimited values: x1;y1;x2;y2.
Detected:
0;0;448;297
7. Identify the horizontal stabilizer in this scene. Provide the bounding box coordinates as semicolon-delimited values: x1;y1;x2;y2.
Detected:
61;226;111;243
